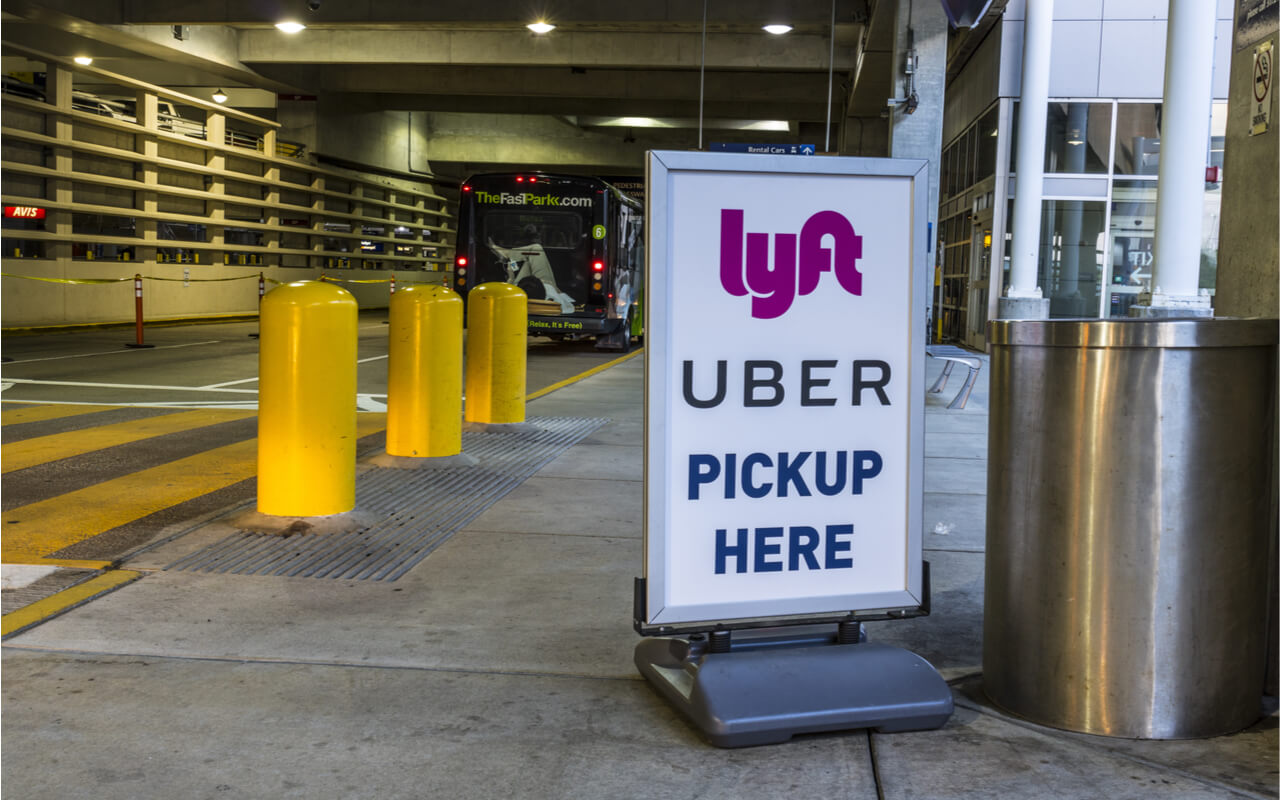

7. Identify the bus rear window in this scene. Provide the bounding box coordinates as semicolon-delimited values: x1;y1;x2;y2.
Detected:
482;212;582;250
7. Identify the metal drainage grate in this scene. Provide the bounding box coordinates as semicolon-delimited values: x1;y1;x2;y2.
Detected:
165;416;608;582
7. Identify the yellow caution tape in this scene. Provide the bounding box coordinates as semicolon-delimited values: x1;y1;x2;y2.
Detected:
3;272;265;285
1;273;132;285
318;276;393;285
144;275;263;283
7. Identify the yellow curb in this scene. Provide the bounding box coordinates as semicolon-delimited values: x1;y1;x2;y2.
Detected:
525;348;643;402
37;559;115;570
2;569;142;638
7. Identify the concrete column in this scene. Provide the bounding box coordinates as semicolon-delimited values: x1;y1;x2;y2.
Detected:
311;173;326;269
46;66;73;264
1000;0;1053;320
1132;0;1217;317
135;91;159;265
263;130;280;266
205;113;227;263
888;0;947;251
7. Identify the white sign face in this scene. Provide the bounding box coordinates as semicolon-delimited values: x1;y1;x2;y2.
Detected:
1252;40;1273;136
643;151;928;627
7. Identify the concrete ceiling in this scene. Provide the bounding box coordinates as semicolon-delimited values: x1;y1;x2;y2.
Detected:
2;0;914;171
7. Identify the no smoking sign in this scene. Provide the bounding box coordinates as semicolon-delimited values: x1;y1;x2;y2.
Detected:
1252;40;1273;136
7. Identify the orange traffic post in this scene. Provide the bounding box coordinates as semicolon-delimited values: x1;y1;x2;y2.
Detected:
257;280;358;517
386;284;464;457
124;273;155;349
464;282;527;424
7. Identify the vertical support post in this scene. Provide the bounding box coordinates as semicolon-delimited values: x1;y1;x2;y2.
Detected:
1133;0;1217;317
464;282;527;424
125;274;154;348
205;111;227;265
1000;0;1054;320
386;285;464;457
257;280;358;517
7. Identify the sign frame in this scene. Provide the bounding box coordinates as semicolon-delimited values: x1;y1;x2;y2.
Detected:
640;150;930;632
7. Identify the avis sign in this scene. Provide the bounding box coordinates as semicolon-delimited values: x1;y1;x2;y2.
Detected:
642;151;929;627
4;206;46;219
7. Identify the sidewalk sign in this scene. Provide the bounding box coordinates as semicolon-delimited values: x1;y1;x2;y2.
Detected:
634;150;952;747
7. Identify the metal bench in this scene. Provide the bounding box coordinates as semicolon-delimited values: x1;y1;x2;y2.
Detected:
926;345;982;409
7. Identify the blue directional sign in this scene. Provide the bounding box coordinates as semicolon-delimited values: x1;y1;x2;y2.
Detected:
710;143;817;156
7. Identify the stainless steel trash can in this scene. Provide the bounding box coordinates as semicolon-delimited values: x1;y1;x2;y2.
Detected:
983;318;1278;739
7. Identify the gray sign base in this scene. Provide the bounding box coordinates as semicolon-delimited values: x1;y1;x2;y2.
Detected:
635;628;953;748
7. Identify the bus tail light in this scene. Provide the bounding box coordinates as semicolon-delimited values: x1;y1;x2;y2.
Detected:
592;260;605;272
456;256;468;267
461;184;471;192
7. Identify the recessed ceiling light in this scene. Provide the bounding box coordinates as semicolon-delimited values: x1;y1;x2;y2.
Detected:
763;24;793;35
73;56;93;65
275;21;306;33
527;21;555;34
212;88;228;103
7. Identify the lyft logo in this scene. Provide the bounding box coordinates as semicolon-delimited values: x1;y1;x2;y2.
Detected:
719;209;864;319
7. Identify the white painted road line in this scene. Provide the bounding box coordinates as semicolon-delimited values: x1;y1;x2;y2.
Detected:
4;340;222;365
2;378;258;394
198;355;387;389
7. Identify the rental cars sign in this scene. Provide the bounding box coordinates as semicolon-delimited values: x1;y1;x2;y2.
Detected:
642;151;929;627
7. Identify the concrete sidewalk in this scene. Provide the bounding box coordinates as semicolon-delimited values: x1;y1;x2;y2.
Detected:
2;353;1276;799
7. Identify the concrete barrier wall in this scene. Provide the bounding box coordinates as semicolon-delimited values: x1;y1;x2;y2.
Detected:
0;260;449;327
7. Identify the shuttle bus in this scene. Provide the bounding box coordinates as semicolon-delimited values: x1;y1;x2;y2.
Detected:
453;172;643;351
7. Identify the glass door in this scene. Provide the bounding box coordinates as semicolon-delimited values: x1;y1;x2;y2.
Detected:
965;208;993;349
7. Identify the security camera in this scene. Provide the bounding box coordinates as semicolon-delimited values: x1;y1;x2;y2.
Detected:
307;1;320;10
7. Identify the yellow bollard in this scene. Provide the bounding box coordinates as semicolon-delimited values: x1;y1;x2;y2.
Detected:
257;280;358;516
386;284;464;457
465;282;527;424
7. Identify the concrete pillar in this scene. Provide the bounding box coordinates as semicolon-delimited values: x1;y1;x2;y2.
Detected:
1000;0;1053;320
888;0;947;258
205;113;227;264
46;66;73;264
135;91;158;265
1131;0;1217;318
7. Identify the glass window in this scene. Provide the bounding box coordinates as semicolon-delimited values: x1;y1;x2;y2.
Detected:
962;125;977;188
1107;180;1156;316
1044;102;1111;174
482;211;582;249
1037;198;1107;317
976;107;999;181
1113;103;1161;175
1209;101;1227;170
940;142;953;200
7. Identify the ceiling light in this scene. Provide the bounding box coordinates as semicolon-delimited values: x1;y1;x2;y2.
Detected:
73;56;93;65
212;88;228;103
763;24;793;35
1067;128;1084;146
527;21;555;34
275;21;306;33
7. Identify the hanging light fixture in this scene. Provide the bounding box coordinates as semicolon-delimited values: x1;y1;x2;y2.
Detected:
1067;128;1084;146
212;88;228;103
73;56;93;65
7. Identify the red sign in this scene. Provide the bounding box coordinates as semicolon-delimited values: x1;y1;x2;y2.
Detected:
4;206;46;219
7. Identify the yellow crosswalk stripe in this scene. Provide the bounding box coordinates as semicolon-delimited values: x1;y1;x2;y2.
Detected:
1;404;120;425
2;409;255;474
1;413;387;566
1;570;142;637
